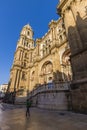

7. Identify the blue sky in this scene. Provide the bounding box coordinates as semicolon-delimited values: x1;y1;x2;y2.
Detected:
0;0;59;85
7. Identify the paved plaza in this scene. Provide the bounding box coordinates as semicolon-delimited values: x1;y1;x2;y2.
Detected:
0;103;87;130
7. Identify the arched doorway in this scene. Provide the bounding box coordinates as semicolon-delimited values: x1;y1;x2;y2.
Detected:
62;50;72;81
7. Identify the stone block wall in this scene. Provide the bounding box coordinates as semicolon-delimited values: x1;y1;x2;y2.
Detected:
37;91;68;110
71;81;87;114
29;82;71;110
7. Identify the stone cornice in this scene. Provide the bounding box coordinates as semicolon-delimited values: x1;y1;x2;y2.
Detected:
57;0;74;15
16;45;34;51
58;0;83;16
58;0;68;9
49;20;58;29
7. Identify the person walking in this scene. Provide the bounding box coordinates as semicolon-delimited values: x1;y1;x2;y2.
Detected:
26;99;31;117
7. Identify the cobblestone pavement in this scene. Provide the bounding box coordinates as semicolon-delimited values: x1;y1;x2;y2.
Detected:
0;103;87;130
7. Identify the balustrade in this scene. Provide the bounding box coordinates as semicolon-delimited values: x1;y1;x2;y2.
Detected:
29;82;70;98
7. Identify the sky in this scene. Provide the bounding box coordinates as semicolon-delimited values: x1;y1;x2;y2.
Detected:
0;0;59;85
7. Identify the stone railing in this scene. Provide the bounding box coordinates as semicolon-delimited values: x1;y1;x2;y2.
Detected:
29;82;70;98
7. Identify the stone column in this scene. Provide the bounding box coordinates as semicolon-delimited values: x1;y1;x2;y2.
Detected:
26;69;30;91
10;69;18;92
52;49;62;82
16;70;21;90
63;8;82;54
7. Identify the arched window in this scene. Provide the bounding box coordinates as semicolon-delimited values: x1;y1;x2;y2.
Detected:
40;61;53;84
49;44;51;53
63;32;66;40
48;39;50;42
31;71;35;81
59;29;61;33
22;38;24;45
24;62;26;67
25;53;27;58
60;35;62;41
26;42;28;47
24;41;26;46
28;44;30;48
27;31;30;35
21;72;26;80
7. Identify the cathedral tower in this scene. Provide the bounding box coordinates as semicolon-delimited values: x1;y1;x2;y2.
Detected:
9;24;34;96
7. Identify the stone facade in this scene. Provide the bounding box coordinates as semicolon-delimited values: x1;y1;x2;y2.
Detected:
57;0;87;113
0;84;8;93
8;17;72;110
0;84;8;98
8;0;87;112
9;19;71;97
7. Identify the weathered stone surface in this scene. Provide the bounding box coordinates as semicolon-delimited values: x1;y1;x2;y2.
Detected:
58;0;87;113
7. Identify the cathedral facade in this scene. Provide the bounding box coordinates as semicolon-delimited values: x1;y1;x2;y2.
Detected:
57;0;87;113
8;0;87;112
9;18;71;96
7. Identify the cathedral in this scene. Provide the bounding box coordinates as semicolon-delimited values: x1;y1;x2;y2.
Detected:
9;19;71;95
8;0;87;113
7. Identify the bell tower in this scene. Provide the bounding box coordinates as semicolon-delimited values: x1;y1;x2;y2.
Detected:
17;24;34;49
9;24;34;96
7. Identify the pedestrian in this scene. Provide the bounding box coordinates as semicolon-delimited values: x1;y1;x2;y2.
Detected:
26;99;30;117
48;77;53;89
26;99;31;117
